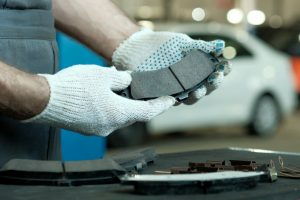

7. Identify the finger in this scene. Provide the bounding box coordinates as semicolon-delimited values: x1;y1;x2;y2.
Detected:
187;39;225;55
206;72;224;94
183;85;207;105
107;67;132;91
127;96;176;122
216;60;232;76
208;71;224;88
210;40;225;56
189;40;216;54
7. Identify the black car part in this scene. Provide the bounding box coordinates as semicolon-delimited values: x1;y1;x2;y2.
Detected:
0;158;125;186
0;148;157;186
118;50;219;101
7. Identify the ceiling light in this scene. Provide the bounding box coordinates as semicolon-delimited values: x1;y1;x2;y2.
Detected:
192;8;206;22
247;10;266;26
227;8;244;24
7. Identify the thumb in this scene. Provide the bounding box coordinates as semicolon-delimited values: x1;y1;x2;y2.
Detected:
107;67;132;91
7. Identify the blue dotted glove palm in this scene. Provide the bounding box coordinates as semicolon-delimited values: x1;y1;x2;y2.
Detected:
112;29;231;104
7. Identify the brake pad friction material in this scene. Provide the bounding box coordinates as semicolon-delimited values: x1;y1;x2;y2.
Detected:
169;50;215;90
130;68;182;99
124;50;217;101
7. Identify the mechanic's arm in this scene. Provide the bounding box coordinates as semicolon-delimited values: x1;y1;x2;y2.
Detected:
0;61;174;136
53;0;139;60
0;61;49;120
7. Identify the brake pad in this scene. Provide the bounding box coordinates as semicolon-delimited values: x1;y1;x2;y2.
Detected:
118;50;220;101
0;158;125;186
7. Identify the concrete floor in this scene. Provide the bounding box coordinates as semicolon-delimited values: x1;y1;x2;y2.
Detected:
108;109;300;155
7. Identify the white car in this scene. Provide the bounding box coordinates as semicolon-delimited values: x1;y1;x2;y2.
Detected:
148;23;297;136
109;23;297;147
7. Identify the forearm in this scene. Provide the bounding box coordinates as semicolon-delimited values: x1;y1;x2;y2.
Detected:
0;62;50;120
53;0;139;60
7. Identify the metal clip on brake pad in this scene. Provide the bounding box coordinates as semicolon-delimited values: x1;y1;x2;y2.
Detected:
118;50;220;102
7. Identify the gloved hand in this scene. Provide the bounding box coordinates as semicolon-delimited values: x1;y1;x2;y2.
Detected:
23;65;175;136
112;29;231;104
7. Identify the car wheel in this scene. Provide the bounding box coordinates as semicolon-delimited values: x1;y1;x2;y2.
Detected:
247;95;281;137
108;122;148;148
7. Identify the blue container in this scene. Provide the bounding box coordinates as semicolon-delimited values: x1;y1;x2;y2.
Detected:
56;32;107;161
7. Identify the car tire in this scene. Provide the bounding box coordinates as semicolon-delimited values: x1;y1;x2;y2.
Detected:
247;95;281;137
108;122;148;148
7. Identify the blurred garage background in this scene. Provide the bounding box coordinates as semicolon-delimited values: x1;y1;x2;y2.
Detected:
58;0;300;160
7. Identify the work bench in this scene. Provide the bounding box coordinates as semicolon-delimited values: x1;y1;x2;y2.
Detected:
0;148;299;200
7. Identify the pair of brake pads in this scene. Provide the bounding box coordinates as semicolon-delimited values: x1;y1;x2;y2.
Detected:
0;148;156;186
118;50;224;101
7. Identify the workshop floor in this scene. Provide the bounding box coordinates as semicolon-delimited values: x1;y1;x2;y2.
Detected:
108;109;300;156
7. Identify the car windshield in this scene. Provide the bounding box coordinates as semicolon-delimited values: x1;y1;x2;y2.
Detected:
257;28;300;56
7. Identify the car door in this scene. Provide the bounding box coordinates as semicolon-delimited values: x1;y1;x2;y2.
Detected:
183;34;256;126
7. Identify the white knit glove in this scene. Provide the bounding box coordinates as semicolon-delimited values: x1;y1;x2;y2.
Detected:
23;65;175;136
112;29;231;104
